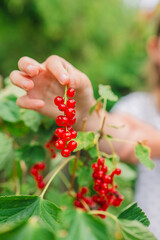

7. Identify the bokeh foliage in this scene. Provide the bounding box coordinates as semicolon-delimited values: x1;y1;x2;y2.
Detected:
0;0;154;103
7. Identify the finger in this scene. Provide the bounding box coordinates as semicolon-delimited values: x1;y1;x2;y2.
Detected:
68;70;91;90
45;55;70;85
18;56;45;77
17;95;45;110
10;70;34;91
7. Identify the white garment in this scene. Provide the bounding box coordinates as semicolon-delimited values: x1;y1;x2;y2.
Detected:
112;92;160;239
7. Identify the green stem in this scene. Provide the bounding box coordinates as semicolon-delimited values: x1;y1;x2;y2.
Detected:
89;210;117;222
99;98;107;132
40;156;75;199
64;85;68;104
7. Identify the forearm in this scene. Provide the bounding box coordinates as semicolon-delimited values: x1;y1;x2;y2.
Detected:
74;110;160;164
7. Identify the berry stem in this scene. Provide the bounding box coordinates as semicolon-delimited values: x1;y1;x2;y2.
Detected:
40;156;75;199
68;118;87;194
88;210;117;222
99;97;107;135
64;85;68;104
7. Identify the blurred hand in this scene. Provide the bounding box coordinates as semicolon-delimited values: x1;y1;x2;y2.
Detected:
10;55;95;125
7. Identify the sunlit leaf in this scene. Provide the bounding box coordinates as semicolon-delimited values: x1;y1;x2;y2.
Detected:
135;143;154;170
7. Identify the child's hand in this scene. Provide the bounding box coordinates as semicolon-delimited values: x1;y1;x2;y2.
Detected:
10;55;95;124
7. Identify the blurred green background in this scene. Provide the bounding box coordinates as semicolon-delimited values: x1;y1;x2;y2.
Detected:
0;0;155;106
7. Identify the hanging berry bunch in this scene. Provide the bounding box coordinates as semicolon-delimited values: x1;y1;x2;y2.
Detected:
45;135;58;159
74;157;123;218
30;162;46;189
54;88;77;157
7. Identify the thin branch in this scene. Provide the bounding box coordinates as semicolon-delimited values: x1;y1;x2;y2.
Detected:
88;210;117;222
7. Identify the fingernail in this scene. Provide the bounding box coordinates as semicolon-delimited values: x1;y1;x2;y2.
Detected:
27;65;39;75
59;74;69;84
35;101;44;108
22;81;29;89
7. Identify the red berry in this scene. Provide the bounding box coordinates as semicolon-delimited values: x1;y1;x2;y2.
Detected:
30;167;38;176
67;140;77;151
68;116;76;125
52;153;56;158
97;170;104;178
67;126;74;132
92;172;98;179
37;162;46;170
63;132;72;141
56;115;69;127
37;181;45;189
55;139;66;150
101;182;108;189
81;187;88;195
45;142;50;149
92;195;99;203
94;184;101;192
54;96;64;106
99;189;106;196
114;168;122;176
74;200;82;208
65;108;76;118
97;158;105;166
102;165;108;173
71;130;77;139
95;179;102;185
67;88;75;97
58;103;66;111
66;99;76;108
61;148;71;157
76;193;83;199
103;175;112;184
55;128;65;138
92;163;99;171
35;175;43;182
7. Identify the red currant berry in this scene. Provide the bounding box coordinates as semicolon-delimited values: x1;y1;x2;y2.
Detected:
45;142;50;149
35;175;43;182
92;163;99;171
55;128;65;138
66;99;76;108
65;108;76;118
97;170;104;178
56;115;69;127
97;158;105;166
61;148;71;157
76;193;83;199
102;165;108;173
68;116;76;125
95;179;102;185
67;88;75;97
92;195;99;203
71;130;77;139
37;162;46;170
74;200;83;208
103;175;111;184
92;172;98;179
81;187;88;195
67;126;73;132
54;96;64;106
99;189;106;196
55;139;66;150
58;103;66;111
52;153;56;158
67;140;77;151
30;167;38;176
101;182;108;189
114;168;122;175
63;132;72;141
93;184;101;192
37;181;45;189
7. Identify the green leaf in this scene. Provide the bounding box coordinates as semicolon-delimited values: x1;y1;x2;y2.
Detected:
135;143;154;170
74;132;95;152
118;219;157;240
20;109;42;132
19;145;46;168
98;85;118;102
116;163;137;182
0;132;14;171
118;202;150;227
77;166;93;186
0;195;61;234
0;218;55;240
0;95;20;122
61;209;109;240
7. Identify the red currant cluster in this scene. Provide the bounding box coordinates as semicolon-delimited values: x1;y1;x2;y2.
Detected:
30;162;46;189
74;187;94;210
74;158;123;219
45;135;58;159
54;88;77;157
